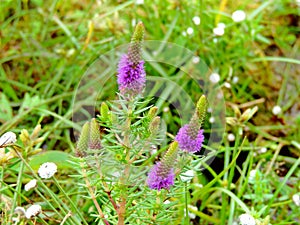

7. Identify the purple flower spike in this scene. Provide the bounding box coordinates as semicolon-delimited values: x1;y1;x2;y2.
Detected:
147;162;175;190
117;54;146;95
175;124;204;153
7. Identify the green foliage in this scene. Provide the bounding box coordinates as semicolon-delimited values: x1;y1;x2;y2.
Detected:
0;0;299;224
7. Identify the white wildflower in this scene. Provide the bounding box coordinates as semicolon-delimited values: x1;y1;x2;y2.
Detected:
227;133;235;142
131;19;136;27
182;31;187;36
249;169;258;183
272;105;282;115
192;16;201;25
224;82;231;88
238;213;256;225
25;204;42;219
213;27;224;36
209;117;215;123
209;72;221;83
213;23;226;36
192;56;200;64
14;206;26;215
164;200;171;204
292;193;300;206
259;147;267;153
187;205;197;219
24;179;37;191
217;23;226;29
232;76;239;83
135;0;144;5
0;131;17;146
187;27;194;35
38;162;57;179
232;10;246;22
195;183;203;188
180;170;195;182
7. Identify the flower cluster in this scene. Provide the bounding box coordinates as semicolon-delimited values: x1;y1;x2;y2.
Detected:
117;22;146;97
147;142;178;190
175;95;207;153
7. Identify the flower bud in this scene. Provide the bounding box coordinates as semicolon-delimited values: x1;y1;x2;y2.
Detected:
240;106;258;123
31;124;41;139
149;116;161;135
196;95;208;128
147;106;158;121
100;102;110;121
89;118;101;150
75;122;89;157
20;129;30;146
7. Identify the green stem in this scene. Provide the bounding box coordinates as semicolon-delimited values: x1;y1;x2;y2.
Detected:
184;182;189;225
8;160;24;225
52;177;89;225
117;105;132;225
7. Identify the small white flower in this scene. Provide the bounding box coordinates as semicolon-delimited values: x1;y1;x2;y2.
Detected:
195;183;203;188
296;0;300;7
209;73;221;83
232;10;246;22
238;213;256;225
24;179;37;191
249;169;258;183
227;133;235;142
187;205;197;219
163;107;169;112
192;56;200;64
187;27;194;35
164;200;171;204
259;147;267;153
213;27;225;36
0;131;17;146
232;76;239;83
180;170;194;182
213;38;218;43
38;162;57;179
207;107;213;113
182;31;187;36
209;117;215;123
272;105;282;115
135;0;144;5
224;82;231;88
217;23;226;29
192;16;201;25
292;193;300;206
14;206;26;215
25;204;42;219
131;18;136;27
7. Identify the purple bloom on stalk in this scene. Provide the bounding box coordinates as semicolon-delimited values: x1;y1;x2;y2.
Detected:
117;54;146;95
147;142;178;190
175;95;208;153
147;162;175;190
175;125;204;153
117;22;146;96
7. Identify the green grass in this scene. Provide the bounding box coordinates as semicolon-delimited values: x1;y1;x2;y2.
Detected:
1;0;299;224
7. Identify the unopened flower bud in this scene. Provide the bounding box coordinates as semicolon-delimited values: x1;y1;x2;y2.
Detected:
196;95;208;127
31;124;41;139
147;106;158;121
20;129;30;146
100;102;110;121
89;118;101;150
240;106;258;123
149;116;161;135
75;122;89;157
226;117;238;126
